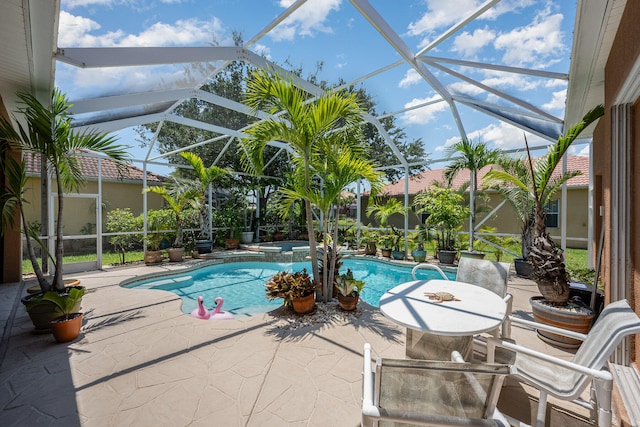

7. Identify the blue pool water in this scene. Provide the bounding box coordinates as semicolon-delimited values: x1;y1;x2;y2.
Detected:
123;259;455;317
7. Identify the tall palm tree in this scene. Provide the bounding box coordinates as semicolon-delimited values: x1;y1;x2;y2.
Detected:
483;104;604;304
242;67;364;288
444;139;502;252
180;151;228;241
0;90;129;292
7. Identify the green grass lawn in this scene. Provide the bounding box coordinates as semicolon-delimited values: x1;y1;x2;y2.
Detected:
22;251;145;275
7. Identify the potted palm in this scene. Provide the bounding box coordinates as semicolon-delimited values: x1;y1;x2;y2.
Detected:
0;89;128;330
410;225;429;263
264;269;316;314
146;180;196;262
366;198;406;258
483;104;604;304
413;186;468;265
390;226;405;260
179;151;228;254
42;287;86;343
335;269;365;311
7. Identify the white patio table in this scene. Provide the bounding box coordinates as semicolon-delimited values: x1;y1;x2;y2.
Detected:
379;279;507;360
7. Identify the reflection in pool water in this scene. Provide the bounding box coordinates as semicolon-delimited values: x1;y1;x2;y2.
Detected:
123;259;455;317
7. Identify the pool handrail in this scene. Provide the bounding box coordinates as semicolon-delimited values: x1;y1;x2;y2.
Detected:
411;264;448;281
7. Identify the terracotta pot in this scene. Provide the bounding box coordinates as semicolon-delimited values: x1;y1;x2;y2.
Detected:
273;232;285;241
381;248;392;258
144;250;163;265
365;241;377;256
22;287;84;332
225;239;239;249
530;296;594;348
50;313;83;343
338;294;359;311
167;247;185;262
292;293;315;314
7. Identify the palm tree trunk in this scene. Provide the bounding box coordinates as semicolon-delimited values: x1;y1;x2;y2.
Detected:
469;170;475;251
329;205;341;301
52;170;65;292
305;198;321;293
20;204;49;291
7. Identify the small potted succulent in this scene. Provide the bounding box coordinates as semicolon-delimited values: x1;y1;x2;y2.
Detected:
335;269;365;311
265;269;316;314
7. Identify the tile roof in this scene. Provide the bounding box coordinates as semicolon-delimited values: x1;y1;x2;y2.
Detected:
375;155;590;196
23;151;166;183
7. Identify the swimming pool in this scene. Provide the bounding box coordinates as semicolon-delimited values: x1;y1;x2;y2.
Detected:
123;259;455;317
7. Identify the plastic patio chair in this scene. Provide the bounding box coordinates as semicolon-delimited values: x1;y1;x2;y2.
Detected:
362;343;512;426
486;299;640;427
411;257;512;338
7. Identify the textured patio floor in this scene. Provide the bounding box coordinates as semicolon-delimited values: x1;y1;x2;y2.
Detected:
0;257;597;426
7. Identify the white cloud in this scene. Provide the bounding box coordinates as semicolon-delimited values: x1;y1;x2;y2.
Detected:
542;89;567;111
494;7;566;67
572;145;590;157
58;11;225;47
398;69;422;88
270;0;342;41
400;95;449;125
436;121;548;152
408;0;486;36
453;27;495;57
447;81;484;96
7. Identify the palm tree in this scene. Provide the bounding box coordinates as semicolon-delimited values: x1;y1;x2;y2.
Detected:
242;67;364;289
146;180;196;249
483;104;604;304
0;90;129;292
274;135;383;301
179;151;228;241
366;198;406;249
444;139;502;252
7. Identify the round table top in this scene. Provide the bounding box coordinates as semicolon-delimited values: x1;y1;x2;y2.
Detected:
379;279;507;336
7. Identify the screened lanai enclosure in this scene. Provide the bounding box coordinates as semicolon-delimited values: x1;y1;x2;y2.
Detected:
18;0;608;271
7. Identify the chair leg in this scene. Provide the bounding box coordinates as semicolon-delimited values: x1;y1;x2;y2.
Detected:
536;391;548;427
594;377;613;427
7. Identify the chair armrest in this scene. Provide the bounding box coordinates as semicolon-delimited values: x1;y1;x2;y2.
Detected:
412;263;448;280
508;315;588;341
486;337;612;382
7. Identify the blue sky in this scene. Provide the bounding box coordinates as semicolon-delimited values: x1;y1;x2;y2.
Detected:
56;0;580;175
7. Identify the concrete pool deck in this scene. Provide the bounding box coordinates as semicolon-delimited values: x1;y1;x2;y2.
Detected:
0;257;598;426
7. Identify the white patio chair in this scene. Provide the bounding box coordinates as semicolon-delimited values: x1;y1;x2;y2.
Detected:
411;257;512;338
486;299;640;427
362;343;512;426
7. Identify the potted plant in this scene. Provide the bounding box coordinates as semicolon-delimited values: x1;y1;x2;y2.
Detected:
0;89;128;330
410;226;428;263
390;226;405;260
483;104;604;304
179;152;228;254
362;229;378;255
41;286;86;343
413;186;468;265
264;269;316;314
335;269;365;311
146;180;196;262
143;209;167;265
366;198;406;258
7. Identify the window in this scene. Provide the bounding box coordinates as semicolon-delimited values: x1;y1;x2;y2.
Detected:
419;212;430;225
544;199;559;228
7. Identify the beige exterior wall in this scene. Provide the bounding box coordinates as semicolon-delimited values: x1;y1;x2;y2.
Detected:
23;177;165;235
361;187;589;249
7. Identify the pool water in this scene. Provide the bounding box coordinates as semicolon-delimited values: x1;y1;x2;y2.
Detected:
123;259;455;317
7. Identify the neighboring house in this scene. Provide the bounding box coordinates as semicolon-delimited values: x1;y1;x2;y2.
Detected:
23;152;166;236
361;155;590;249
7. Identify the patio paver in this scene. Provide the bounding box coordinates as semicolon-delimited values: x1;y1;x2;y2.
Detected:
0;259;598;426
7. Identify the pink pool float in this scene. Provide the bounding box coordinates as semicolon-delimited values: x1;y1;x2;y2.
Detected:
190;296;211;320
210;297;234;320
